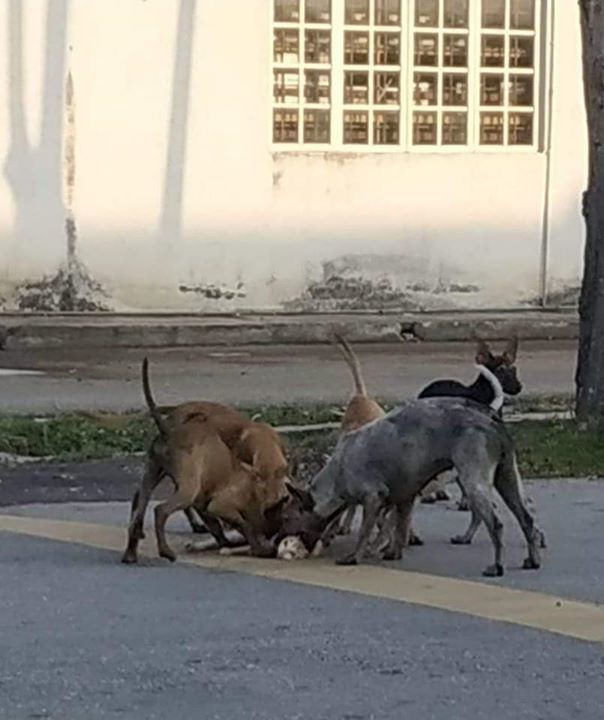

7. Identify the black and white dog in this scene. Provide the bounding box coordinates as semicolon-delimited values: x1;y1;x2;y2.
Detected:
418;338;522;506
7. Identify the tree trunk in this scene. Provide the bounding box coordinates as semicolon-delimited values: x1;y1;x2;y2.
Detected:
575;1;604;423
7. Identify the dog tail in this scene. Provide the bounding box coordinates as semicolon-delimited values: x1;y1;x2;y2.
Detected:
142;357;168;436
333;333;367;396
475;363;504;412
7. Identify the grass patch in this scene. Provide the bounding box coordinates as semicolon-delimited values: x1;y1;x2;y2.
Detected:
0;413;153;461
509;420;604;478
0;406;602;479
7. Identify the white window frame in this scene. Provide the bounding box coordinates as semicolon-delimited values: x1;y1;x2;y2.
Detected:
270;0;545;153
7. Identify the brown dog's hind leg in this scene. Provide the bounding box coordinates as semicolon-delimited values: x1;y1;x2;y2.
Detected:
154;484;199;562
122;457;162;564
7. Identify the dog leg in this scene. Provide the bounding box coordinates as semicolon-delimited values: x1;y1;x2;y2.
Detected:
154;485;199;562
451;508;481;545
457;493;471;512
196;510;244;549
184;507;208;534
494;454;542;570
122;457;162;564
383;499;416;561
367;506;394;557
337;506;357;536
408;528;424;546
336;495;383;566
321;509;346;549
421;474;450;504
456;459;504;577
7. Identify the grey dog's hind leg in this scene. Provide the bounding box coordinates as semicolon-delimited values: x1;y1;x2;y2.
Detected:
455;447;504;577
494;453;542;569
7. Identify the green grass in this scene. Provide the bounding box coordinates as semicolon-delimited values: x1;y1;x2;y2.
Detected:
0;413;153;461
0;405;602;480
509;420;604;478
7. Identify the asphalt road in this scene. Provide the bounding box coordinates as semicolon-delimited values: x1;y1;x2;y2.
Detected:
3;532;602;720
1;465;604;719
0;340;576;412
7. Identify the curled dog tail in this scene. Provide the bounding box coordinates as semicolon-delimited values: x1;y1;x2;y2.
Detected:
333;333;367;397
142;357;168;436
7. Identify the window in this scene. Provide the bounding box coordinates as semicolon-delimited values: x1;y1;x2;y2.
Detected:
272;0;542;149
273;0;332;143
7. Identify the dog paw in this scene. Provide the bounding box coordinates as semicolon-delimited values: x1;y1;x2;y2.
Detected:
482;563;504;578
420;495;437;505
450;535;471;545
120;551;138;565
435;490;450;502
457;499;470;512
335;554;358;566
159;549;177;563
382;550;402;562
522;556;541;570
408;532;424;547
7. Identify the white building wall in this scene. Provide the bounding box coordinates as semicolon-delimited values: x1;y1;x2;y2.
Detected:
0;0;587;311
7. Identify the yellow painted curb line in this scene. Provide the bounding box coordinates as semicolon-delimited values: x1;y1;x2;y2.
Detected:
1;513;604;644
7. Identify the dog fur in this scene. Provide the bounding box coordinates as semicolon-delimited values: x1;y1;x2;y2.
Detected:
319;334;423;550
131;360;289;536
418;338;523;506
121;359;289;564
279;397;544;577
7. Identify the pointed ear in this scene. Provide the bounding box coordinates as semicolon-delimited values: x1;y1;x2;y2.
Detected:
502;336;518;365
286;482;315;512
475;339;492;365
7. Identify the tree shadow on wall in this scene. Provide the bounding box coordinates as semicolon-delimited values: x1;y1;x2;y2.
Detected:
3;0;109;311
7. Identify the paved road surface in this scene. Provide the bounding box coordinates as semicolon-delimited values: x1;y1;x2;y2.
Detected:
1;465;604;720
0;340;576;412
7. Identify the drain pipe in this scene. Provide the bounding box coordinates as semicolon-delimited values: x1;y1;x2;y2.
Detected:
539;0;556;307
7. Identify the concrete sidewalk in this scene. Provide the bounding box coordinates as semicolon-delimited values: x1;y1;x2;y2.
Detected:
0;309;577;350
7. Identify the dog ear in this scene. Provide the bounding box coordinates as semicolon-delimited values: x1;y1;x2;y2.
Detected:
475;339;493;365
286;482;315;512
502;336;518;365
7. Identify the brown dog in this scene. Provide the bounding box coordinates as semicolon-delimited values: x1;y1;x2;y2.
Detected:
330;334;385;537
132;361;289;535
321;335;422;552
121;360;289;564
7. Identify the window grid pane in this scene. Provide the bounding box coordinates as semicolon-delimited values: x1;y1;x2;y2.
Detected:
478;0;537;147
343;3;401;147
273;0;331;145
273;0;541;150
